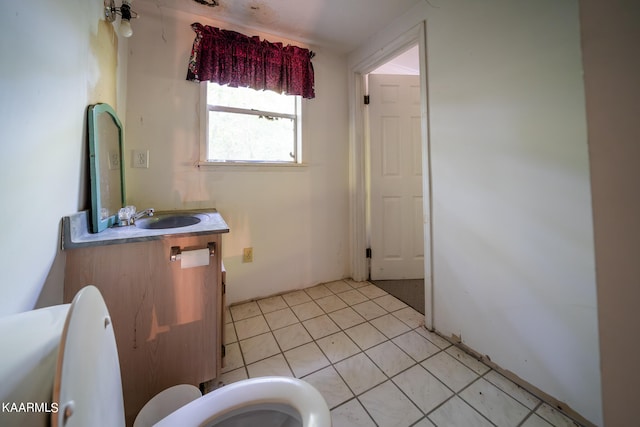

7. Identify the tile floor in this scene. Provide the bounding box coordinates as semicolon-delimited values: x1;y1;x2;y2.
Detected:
220;279;581;427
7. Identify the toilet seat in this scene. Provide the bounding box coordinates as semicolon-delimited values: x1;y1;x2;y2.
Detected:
153;376;331;427
52;286;125;427
133;384;202;427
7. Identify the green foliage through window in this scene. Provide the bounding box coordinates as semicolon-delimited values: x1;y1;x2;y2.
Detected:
205;83;301;163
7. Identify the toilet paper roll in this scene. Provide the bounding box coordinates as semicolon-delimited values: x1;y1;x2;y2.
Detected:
180;248;210;269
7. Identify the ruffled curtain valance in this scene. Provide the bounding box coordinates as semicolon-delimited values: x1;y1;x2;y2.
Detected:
186;23;315;99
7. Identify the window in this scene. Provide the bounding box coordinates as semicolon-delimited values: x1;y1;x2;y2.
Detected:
201;83;302;164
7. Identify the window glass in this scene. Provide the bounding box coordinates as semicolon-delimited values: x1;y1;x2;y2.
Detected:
207;84;296;115
208;111;295;162
204;83;300;163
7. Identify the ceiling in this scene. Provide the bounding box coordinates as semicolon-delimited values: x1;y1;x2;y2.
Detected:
140;0;423;53
371;45;420;75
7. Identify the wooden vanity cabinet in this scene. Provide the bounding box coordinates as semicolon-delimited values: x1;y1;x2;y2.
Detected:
64;233;224;426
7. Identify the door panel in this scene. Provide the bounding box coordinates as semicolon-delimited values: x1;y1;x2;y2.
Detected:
370;74;424;280
382;116;401;175
382;196;402;259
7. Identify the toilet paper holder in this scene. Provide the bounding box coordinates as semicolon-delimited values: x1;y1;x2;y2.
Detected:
170;242;216;261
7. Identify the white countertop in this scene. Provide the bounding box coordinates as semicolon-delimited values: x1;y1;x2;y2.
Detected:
62;209;229;249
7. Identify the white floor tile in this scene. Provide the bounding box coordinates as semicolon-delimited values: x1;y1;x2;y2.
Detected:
351;300;387;320
283;342;330;377
272;323;313;351
393;364;453;413
219;367;247;385
373;294;408;312
305;284;334;300
302;366;353;409
315;295;348;313
345;279;369;289
365;341;415;377
393;306;425;328
247;353;293;378
331;399;376;427
282;289;312;306
234;315;270;340
358;284;388;299
316;331;361;363
224;322;237;344
256;295;288;313
392;330;440;362
484;370;540;410
415;326;452;349
521;414;554;427
359;381;422;427
413;418;436;427
334;353;386;395
370;313;411;338
264;307;299;330
344;322;388;350
239;332;280;365
446;346;490;375
459;378;530;427
324;280;353;294
302;314;340;339
421;351;478;392
536;403;580;427
220;342;244;373
227;281;581;427
329;307;366;330
428;396;493;427
290;300;324;321
229;301;261;321
336;289;369;305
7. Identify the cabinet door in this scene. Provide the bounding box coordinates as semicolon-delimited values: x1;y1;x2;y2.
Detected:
65;234;222;426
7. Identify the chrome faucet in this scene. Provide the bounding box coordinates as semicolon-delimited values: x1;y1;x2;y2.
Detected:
116;206;155;226
131;208;155;223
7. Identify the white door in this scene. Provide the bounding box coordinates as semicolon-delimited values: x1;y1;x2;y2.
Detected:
369;74;424;280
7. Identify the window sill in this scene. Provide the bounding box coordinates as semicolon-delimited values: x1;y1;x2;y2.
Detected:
197;161;308;170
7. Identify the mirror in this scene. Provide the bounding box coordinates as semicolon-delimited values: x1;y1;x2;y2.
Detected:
87;103;125;233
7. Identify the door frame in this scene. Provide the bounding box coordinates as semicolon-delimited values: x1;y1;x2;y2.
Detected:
348;21;434;329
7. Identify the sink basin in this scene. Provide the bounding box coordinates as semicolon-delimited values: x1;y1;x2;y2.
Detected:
135;214;202;230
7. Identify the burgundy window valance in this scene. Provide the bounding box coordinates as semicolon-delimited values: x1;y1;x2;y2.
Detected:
186;23;315;99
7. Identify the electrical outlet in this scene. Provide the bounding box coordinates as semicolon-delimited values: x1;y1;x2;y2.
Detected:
133;149;149;168
242;247;253;263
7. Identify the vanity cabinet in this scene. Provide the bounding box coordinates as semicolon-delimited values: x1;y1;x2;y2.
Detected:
64;233;225;426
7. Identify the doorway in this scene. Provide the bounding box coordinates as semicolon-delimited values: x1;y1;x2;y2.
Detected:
348;22;433;328
367;47;425;314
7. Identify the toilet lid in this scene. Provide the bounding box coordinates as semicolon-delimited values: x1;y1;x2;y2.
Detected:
52;286;125;427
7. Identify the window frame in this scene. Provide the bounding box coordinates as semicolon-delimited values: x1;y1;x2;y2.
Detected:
198;82;304;167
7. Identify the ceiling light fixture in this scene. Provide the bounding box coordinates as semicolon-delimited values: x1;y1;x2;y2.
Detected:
192;0;220;7
104;0;139;38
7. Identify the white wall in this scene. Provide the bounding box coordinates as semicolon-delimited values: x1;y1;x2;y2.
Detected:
580;1;640;425
0;0;125;316
125;1;350;304
350;1;601;425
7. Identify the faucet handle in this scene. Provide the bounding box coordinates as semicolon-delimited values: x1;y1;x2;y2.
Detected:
118;207;132;226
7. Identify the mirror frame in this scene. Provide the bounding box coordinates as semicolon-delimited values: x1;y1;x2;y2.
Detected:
87;103;126;233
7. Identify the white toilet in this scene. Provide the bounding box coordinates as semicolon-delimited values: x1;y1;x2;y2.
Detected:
0;286;331;427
